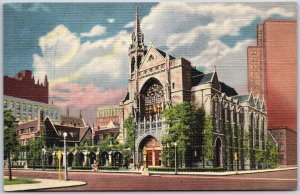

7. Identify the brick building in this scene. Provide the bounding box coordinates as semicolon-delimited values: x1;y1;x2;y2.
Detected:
269;127;297;166
247;19;297;166
4;70;49;104
247;19;297;131
96;105;121;130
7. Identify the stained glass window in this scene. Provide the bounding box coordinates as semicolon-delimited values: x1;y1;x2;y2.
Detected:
141;82;164;119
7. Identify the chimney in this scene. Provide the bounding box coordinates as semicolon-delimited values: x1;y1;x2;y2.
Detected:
67;107;70;116
79;109;82;118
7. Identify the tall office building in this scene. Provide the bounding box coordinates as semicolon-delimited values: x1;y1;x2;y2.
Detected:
247;19;297;131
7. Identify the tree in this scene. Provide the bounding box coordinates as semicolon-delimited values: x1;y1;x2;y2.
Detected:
163;102;204;167
265;137;278;169
4;110;19;181
203;115;214;166
123;115;136;155
224;123;231;168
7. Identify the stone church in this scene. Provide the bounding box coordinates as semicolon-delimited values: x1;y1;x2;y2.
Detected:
116;7;267;169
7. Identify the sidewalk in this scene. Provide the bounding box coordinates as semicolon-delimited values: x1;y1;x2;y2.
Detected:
4;178;86;191
9;166;297;176
147;166;298;176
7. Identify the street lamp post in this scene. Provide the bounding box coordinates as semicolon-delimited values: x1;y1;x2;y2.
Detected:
166;143;169;167
42;147;46;171
63;132;68;181
174;142;177;175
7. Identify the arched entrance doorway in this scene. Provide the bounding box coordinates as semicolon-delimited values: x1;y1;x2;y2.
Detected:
99;152;109;166
68;153;74;167
77;152;84;166
138;136;162;167
215;137;223;167
113;152;122;166
89;152;96;166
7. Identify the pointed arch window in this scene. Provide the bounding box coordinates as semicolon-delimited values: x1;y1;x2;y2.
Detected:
141;79;164;119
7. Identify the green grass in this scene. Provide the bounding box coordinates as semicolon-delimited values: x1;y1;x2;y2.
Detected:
4;178;40;185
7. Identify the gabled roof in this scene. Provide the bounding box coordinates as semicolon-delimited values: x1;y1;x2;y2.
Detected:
156;48;175;60
192;72;214;86
220;82;238;97
79;127;92;142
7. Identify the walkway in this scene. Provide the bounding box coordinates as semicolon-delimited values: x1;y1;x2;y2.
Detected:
4;178;86;191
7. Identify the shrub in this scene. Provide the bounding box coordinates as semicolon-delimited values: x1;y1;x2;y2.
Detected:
148;166;226;172
71;166;92;170
11;165;24;169
99;166;120;170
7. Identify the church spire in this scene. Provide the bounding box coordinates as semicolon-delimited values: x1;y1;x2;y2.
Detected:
130;4;145;50
135;4;141;45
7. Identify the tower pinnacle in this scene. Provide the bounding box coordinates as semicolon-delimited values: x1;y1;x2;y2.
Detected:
135;4;141;45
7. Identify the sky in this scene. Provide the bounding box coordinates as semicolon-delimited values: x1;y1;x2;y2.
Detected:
3;2;297;125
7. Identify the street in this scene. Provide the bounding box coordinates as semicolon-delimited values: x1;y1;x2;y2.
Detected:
4;169;297;191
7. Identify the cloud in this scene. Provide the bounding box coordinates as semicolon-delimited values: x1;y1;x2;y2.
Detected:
33;24;130;90
140;2;295;93
124;21;135;28
80;25;106;37
8;3;50;12
50;83;126;125
107;18;115;23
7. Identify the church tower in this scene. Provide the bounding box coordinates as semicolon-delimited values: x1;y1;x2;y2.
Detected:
128;5;147;117
128;5;147;76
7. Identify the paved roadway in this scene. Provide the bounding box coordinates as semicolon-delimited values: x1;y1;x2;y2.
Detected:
4;169;297;191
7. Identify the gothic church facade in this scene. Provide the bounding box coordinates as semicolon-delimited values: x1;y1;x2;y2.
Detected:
117;7;267;170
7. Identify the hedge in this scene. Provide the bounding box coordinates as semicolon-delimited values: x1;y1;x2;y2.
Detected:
148;166;227;172
28;165;62;170
71;166;92;170
11;165;25;169
99;166;120;170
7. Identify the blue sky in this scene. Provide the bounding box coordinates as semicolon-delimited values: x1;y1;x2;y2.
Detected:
3;2;296;124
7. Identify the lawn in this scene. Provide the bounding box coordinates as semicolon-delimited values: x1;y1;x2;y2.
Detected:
4;178;40;185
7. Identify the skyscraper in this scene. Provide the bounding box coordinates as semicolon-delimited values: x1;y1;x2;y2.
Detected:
247;19;297;131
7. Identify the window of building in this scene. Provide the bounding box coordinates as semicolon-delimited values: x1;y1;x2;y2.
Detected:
23;103;26;111
34;106;38;113
3;100;7;108
10;101;14;108
279;154;284;161
172;83;175;89
280;143;284;150
28;104;32;112
16;102;20;111
280;133;284;139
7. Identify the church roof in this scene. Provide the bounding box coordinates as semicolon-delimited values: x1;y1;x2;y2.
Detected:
232;94;250;102
192;72;214;86
156;48;176;59
220;82;238;97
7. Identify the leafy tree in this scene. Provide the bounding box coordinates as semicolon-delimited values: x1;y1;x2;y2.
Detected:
203;115;214;165
265;137;278;169
4;110;19;181
224;123;231;168
249;126;255;169
123;115;136;155
162;102;204;167
244;131;250;160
